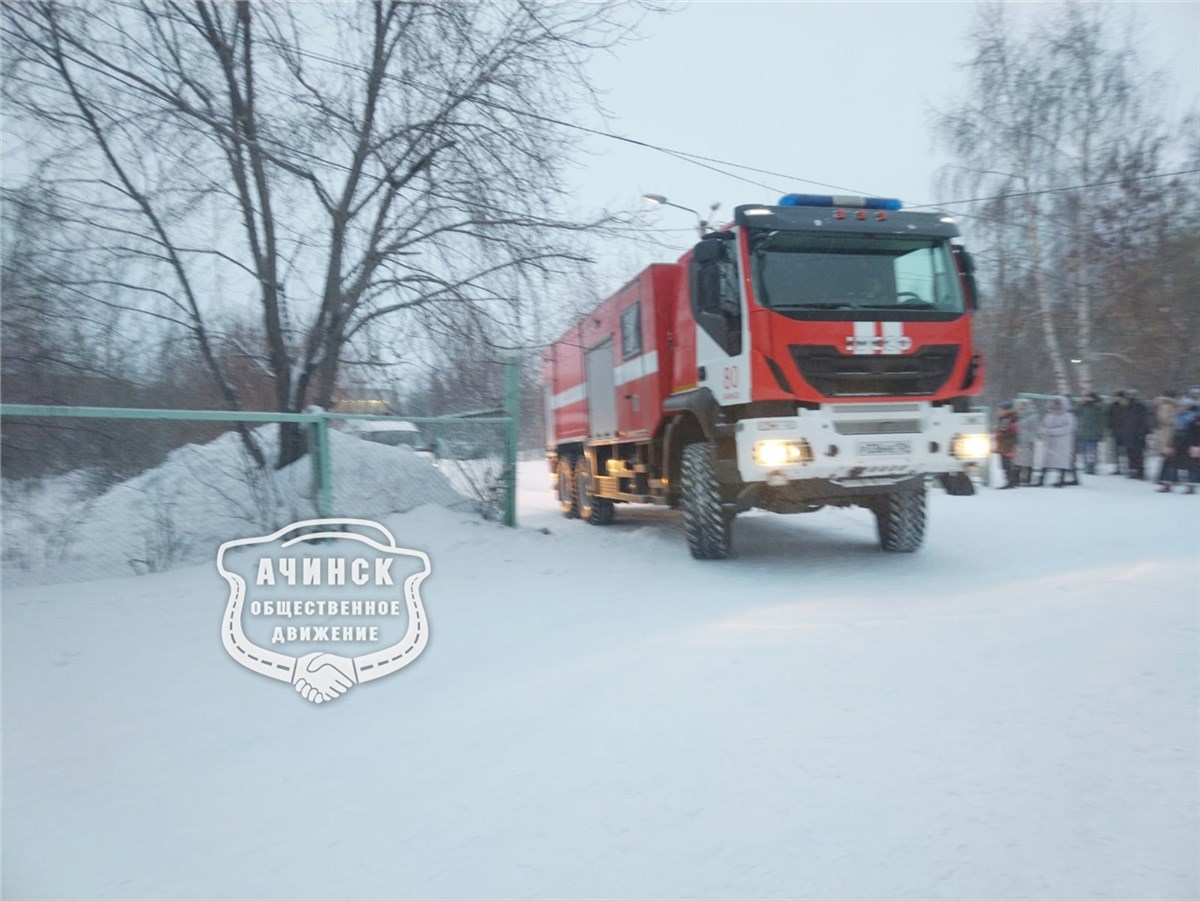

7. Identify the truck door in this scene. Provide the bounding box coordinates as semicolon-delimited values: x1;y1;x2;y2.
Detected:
585;340;618;438
691;233;750;405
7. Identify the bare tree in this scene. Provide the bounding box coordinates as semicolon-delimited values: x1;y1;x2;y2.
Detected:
2;1;649;466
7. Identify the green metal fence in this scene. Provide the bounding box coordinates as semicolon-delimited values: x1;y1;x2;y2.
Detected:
1;360;520;583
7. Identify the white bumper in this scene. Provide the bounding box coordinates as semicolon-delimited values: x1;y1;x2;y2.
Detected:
734;402;988;487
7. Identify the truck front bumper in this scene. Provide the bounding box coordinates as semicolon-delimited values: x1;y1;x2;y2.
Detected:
732;402;988;489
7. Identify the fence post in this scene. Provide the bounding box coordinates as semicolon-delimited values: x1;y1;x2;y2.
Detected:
502;356;520;527
307;408;333;518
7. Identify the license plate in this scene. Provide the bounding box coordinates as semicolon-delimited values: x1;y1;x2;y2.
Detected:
859;440;912;457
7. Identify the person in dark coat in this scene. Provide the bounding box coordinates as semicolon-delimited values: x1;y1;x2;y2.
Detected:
1075;392;1105;475
993;401;1019;488
1123;390;1151;479
1108;391;1129;474
1109;390;1150;477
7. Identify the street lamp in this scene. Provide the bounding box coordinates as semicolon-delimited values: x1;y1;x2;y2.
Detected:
642;194;719;239
1070;351;1138;368
1070;351;1141;394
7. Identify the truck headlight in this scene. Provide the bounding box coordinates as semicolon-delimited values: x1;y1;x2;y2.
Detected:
951;433;991;460
754;440;813;467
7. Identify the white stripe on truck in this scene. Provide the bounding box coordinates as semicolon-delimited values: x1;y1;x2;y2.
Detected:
852;321;876;355
550;350;658;410
614;350;658;387
550;383;586;410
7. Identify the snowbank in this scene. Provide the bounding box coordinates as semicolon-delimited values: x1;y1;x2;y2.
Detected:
2;427;473;585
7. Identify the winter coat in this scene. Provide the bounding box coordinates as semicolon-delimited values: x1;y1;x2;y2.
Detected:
1038;396;1077;470
1109;398;1130;445
1154;395;1180;455
1113;398;1150;446
1075;397;1106;442
994;410;1019;457
1014;404;1039;467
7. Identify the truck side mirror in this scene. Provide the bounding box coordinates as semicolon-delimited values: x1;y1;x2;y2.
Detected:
692;234;728;316
692;233;731;264
965;272;979;310
953;246;979;310
690;244;742;356
694;259;722;315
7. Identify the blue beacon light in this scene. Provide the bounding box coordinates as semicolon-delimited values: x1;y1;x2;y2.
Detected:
778;194;903;211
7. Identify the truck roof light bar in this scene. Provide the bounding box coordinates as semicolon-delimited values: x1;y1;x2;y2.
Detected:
778;193;903;211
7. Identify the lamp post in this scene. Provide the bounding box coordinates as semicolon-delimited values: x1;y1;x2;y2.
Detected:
642;194;718;239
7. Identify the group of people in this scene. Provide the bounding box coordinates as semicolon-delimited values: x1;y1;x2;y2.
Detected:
992;387;1200;493
993;396;1078;488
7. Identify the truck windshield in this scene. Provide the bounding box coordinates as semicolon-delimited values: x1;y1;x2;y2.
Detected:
748;231;965;319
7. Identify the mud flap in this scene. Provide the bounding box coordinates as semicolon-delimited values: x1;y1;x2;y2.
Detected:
938;472;975;496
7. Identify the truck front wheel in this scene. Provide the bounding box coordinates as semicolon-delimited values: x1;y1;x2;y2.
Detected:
681;442;732;559
874;488;926;553
557;455;579;519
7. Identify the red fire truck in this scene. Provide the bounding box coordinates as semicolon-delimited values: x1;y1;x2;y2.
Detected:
543;194;989;558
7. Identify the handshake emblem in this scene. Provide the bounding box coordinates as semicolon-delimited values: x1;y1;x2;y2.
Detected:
293;652;358;704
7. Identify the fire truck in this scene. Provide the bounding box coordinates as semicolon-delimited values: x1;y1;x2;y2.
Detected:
543;194;989;558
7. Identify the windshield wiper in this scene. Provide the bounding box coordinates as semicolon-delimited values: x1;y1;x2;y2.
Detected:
772;302;854;310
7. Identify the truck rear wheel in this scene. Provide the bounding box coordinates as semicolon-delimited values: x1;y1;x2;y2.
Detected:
874;488;926;553
576;455;615;525
681;442;732;559
557;455;579;519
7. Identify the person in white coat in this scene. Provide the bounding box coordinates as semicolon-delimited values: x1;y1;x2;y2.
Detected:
1013;398;1039;485
1038;395;1078;487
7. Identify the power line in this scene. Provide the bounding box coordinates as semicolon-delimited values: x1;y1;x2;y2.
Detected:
287;46;1199;220
79;37;1193;235
280;45;870;198
907;169;1200;209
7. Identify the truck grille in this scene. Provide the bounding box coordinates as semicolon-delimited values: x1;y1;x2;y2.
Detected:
789;344;958;397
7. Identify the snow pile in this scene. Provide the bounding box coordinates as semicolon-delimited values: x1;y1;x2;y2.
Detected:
3;461;1198;900
323;429;477;516
2;426;473;585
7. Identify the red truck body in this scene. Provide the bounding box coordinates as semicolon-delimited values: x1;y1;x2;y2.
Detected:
545;264;681;444
544;195;989;558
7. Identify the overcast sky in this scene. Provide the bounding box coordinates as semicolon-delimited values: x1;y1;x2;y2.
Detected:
568;1;1200;288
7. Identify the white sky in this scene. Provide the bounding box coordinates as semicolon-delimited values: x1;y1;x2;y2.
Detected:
568;1;1200;289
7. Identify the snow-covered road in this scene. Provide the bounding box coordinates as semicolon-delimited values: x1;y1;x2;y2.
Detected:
4;462;1198;899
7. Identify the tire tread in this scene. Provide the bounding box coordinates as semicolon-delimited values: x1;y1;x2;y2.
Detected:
876;489;926;553
681;443;731;559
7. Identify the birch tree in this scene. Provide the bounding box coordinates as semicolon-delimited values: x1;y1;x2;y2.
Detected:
934;1;1193;398
936;4;1071;392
